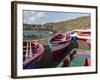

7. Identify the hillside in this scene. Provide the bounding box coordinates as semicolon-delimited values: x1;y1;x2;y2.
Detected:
23;16;90;33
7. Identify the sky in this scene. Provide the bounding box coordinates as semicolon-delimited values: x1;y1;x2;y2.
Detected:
23;10;90;24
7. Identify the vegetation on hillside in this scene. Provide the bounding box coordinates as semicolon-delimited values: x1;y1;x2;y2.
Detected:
23;16;90;33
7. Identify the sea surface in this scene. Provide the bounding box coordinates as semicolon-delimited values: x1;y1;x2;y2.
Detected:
23;30;53;37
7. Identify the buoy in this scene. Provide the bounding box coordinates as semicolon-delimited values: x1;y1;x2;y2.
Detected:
63;57;70;66
84;58;89;66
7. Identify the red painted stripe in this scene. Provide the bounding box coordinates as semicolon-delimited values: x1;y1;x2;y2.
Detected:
77;51;88;55
81;32;91;35
51;40;70;46
78;38;86;41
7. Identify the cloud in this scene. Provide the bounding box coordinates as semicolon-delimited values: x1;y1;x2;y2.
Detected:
23;11;47;24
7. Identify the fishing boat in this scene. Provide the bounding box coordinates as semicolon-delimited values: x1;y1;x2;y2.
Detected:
23;40;44;69
48;33;71;60
67;31;78;41
73;29;91;47
73;29;91;40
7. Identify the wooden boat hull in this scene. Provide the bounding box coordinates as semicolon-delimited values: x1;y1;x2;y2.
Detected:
23;40;44;69
48;33;71;60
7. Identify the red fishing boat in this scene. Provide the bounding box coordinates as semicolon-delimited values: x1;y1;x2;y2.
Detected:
23;40;44;69
48;33;71;60
73;29;91;47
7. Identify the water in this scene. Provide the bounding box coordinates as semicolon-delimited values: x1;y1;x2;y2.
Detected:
23;30;53;38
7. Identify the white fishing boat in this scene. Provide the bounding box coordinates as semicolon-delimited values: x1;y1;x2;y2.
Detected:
48;33;71;60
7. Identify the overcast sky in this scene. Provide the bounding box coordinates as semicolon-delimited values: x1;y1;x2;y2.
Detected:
23;10;90;24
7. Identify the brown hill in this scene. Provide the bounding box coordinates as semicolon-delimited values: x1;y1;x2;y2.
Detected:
23;16;90;33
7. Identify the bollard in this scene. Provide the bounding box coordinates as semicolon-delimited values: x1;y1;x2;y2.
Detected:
84;58;89;66
63;57;70;67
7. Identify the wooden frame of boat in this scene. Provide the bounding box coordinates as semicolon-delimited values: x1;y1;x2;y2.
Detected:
23;40;44;68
